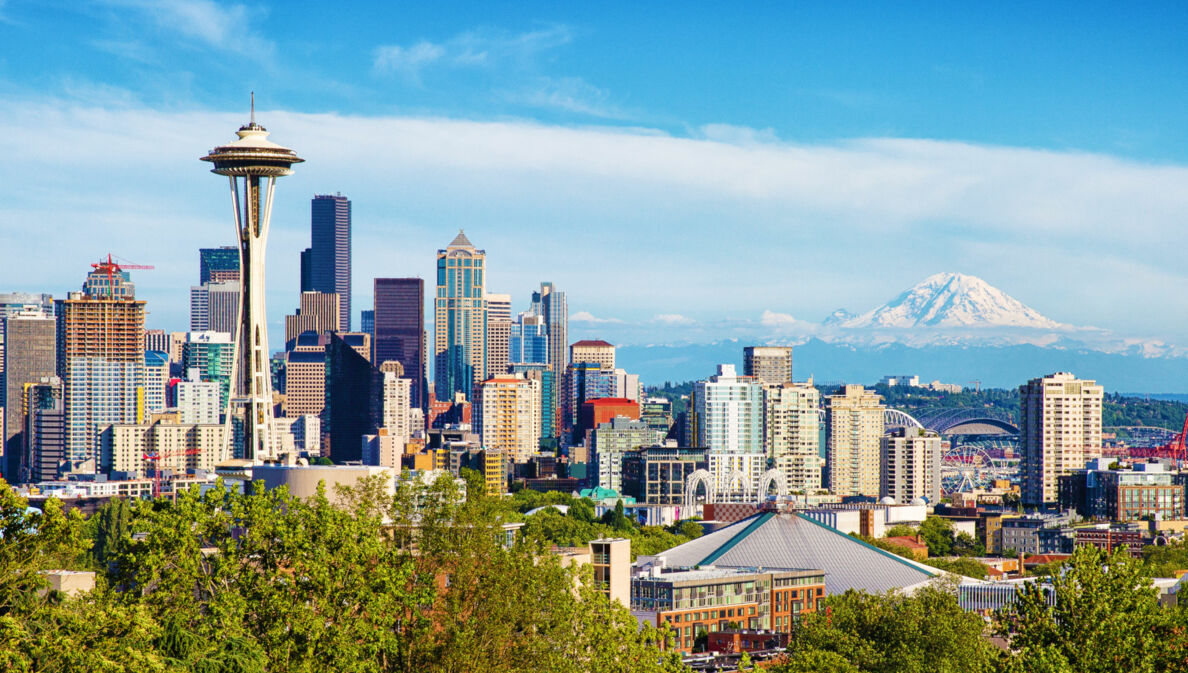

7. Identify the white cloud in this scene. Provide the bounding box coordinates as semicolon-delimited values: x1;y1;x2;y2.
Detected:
101;0;273;58
572;311;625;324
760;311;799;328
373;25;572;76
516;76;622;118
654;313;695;325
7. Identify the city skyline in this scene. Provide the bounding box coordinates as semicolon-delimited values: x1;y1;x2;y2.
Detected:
2;3;1187;352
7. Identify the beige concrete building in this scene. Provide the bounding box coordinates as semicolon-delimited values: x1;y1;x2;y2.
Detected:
826;385;885;497
474;374;541;464
764;381;823;492
570;340;615;369
282;348;326;419
379;360;412;450
361;427;404;469
100;420;226;477
284;291;341;343
744;346;793;386
485;293;511;379
880;427;942;505
1020;372;1104;506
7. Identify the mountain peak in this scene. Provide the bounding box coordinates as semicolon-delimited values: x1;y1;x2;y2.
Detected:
841;272;1063;329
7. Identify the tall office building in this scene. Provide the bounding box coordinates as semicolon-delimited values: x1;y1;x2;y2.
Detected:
534;283;567;438
825;385;885;497
880;427;942;505
693;364;764;498
764;381;823;492
60;282;146;474
510;312;549;365
3;307;56;480
179;331;235;411
434;232;486;401
360;310;374;339
83;265;135;300
282;332;328;420
143;329;170;355
374;278;425;409
284;291;341;344
198;246;240;284
1020;372;1104;507
571;340;615;369
485;293;512;380
474;373;541;465
189;281;240;334
744;346;793;386
0;292;54;383
23;376;64;482
325;333;379;462
309;194;351;330
509;363;554;441
565;362;616;439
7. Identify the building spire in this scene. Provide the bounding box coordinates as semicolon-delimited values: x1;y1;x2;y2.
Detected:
250;91;255;124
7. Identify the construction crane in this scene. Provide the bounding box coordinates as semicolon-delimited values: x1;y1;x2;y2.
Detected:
1127;412;1188;468
90;253;154;299
143;448;201;498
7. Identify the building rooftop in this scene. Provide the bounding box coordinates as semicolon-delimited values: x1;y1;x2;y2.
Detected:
448;230;474;248
572;339;614;347
584;397;636;405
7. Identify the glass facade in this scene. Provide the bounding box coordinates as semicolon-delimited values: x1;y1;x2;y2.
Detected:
374;278;425;408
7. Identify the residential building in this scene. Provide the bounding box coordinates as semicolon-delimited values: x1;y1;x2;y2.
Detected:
621;446;708;505
100;419;226;478
509;363;554;441
1059;459;1184;522
308;193;352;330
374;278;426;409
60;286;146;474
378;360;412;451
693;365;764;499
179;331;234;410
23;376;64;482
590;538;631;607
361;427;404;469
880;427;942;505
484;293;511;380
640;397;674;436
3;307;56;479
579;397;640;438
434;231;486;401
631;565;825;654
590;417;665;493
763;382;822;493
1020;372;1104;507
879;374;920;387
143;351;169;417
176;369;221;425
826;385;885;497
284;291;341;344
143;329;170;354
198;246;240;284
743;346;793;386
613;369;642;402
475;374;542;465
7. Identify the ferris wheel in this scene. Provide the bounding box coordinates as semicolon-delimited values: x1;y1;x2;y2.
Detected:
941;443;996;494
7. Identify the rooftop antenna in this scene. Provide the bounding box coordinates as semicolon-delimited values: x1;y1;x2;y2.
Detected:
250;91;255;124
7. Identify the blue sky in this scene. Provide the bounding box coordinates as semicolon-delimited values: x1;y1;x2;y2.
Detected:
1;1;1187;350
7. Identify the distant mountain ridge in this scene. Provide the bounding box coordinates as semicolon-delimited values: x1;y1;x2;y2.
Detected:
837;272;1062;329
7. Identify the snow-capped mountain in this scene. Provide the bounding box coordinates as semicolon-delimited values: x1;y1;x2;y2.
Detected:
839;272;1063;329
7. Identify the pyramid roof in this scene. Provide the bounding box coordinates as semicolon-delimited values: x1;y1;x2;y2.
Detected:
448;230;474;248
653;511;942;594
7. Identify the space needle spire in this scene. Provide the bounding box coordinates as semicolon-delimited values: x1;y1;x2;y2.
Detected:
201;98;303;462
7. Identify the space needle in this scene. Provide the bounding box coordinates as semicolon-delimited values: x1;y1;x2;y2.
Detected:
201;96;303;461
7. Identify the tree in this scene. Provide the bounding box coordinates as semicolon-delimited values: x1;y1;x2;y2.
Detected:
884;524;917;539
998;545;1188;673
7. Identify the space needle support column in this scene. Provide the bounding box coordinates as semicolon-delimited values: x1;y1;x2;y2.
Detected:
203;103;303;463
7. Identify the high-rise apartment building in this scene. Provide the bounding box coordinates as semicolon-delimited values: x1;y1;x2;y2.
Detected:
763;382;822;493
284;291;342;344
3;307;56;480
198;246;240;284
1020;372;1104;507
825;385;885;497
179;331;234;412
590;417;665;493
309;194;351;330
880;427;942;505
60;285;146;474
434;231;486;401
176;370;221;425
485;293;511;380
23;376;64;482
378;360;412;451
744;346;793;386
693;364;764;499
374;278;426;409
474;373;541;465
101;419;226;478
143;351;169;417
509;363;554;442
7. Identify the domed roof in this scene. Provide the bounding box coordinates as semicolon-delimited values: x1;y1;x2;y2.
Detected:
879;496;896;505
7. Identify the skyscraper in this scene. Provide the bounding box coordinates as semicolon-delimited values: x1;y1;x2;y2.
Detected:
434;232;486;401
23;376;64;483
284;291;341;344
485;293;511;380
744;346;793;386
475;373;541;465
534;283;567;437
3;307;56;480
764;381;823;493
180;331;235;411
693;364;764;500
825;385;885;497
198;246;240;284
325;333;380;462
510;312;548;365
1020;372;1103;507
374;278;425;409
880;427;942;505
189;280;240;334
60;281;146;474
309;194;351;330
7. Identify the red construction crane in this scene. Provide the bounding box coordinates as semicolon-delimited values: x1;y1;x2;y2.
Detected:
90;253;154;298
1127;412;1188;468
143;448;201;498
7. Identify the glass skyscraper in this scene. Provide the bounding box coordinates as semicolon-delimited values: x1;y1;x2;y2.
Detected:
309;194;351;331
434;232;486;401
374;278;425;408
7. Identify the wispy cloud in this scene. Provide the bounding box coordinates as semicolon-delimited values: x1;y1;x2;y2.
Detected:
654;313;695;326
372;25;573;77
572;311;625;324
516;76;623;118
100;0;273;59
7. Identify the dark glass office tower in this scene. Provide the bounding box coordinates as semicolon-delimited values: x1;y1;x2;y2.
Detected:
310;194;351;330
198;246;240;284
325;333;379;463
374;278;425;408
